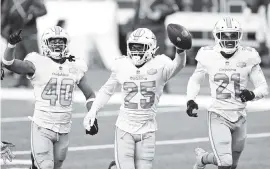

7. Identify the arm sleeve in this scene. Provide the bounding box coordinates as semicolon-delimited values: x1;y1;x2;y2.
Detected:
162;51;186;81
24;52;38;79
91;72;120;113
76;59;88;84
24;52;38;64
186;62;207;101
249;64;269;100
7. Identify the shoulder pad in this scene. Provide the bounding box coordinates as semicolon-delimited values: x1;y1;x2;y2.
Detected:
24;52;40;65
74;58;88;73
115;55;126;60
24;52;39;60
240;46;253;52
201;46;214;50
195;47;205;62
154;54;172;65
245;47;261;66
111;56;127;72
195;47;214;66
155;54;171;61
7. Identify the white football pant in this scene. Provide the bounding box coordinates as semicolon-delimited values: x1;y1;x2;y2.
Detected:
208;111;246;167
31;122;69;169
114;127;155;169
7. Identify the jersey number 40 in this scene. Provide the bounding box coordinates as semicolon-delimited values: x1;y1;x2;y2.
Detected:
41;78;74;106
123;81;156;109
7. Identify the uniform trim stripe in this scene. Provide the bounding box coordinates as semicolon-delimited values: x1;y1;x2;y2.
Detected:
114;127;122;169
208;111;222;166
30;122;41;169
55;26;60;35
225;17;232;28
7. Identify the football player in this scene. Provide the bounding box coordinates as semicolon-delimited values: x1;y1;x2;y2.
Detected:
2;26;97;169
186;17;269;169
83;28;187;169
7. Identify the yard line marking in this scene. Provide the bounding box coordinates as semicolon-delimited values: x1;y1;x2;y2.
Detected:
1;89;270;111
2;104;269;123
1;107;181;123
11;132;270;156
1;159;31;165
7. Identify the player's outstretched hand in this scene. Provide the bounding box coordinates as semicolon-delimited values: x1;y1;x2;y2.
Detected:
239;89;255;102
85;118;98;135
108;160;116;169
8;30;22;45
186;100;198;117
1;141;15;164
83;111;99;136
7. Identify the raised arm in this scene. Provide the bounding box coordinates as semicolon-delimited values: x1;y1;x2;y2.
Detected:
186;62;207;101
77;75;96;111
2;30;35;76
91;72;119;113
163;49;186;81
186;61;207;117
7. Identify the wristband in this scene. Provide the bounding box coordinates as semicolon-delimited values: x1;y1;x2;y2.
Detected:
2;57;14;66
7;43;16;48
86;98;95;105
176;48;185;54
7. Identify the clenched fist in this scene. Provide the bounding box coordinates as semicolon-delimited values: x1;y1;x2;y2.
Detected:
8;30;22;45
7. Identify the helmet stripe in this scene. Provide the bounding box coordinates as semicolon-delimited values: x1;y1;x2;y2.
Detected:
225;17;232;28
55;26;60;35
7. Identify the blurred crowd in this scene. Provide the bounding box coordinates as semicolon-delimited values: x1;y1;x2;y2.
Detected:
1;0;47;87
1;0;269;89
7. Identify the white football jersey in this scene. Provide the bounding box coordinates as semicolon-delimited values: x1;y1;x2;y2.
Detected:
189;45;266;121
96;54;183;134
24;52;87;133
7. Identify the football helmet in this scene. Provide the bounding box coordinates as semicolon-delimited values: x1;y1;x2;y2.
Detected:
41;26;70;59
213;17;243;54
127;28;158;66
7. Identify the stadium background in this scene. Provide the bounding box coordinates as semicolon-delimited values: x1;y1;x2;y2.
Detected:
1;0;270;169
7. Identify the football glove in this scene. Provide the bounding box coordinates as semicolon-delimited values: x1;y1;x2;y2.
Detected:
108;160;116;169
8;30;22;45
176;48;185;54
83;110;98;136
85;118;98;135
1;63;4;80
1;141;15;164
186;100;198;117
239;89;255;102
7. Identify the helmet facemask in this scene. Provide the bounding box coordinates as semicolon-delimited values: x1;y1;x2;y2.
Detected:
47;38;68;59
127;43;154;66
215;31;242;54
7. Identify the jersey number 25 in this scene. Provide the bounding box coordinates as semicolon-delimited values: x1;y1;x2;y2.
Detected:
123;81;156;109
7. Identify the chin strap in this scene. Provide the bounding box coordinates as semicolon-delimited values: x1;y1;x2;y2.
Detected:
65;55;75;62
220;50;237;59
50;54;75;64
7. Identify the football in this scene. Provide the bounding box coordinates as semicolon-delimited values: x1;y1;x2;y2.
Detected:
167;23;192;50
